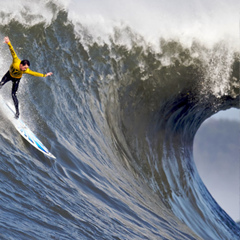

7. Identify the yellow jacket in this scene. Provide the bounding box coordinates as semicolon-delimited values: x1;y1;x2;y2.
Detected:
7;41;46;79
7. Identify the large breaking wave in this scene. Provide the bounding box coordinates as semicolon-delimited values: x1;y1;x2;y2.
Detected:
0;1;239;239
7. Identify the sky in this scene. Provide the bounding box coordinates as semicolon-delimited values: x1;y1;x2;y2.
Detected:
204;109;239;222
213;108;240;120
195;111;240;222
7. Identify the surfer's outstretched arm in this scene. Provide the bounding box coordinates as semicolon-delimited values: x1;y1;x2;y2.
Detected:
4;36;53;77
4;37;19;61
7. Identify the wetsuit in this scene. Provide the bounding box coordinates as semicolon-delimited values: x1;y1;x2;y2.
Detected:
0;41;46;118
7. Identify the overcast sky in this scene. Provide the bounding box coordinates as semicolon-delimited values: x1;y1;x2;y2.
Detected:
213;108;240;120
194;117;240;221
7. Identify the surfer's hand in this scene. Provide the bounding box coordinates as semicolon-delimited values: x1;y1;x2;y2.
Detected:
45;72;53;77
4;37;10;44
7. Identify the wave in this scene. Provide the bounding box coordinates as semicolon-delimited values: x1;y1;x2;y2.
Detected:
0;1;239;239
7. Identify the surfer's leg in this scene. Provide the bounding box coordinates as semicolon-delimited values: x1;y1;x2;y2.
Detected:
0;71;11;88
11;79;20;118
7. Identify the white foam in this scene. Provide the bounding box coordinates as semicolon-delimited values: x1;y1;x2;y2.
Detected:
0;0;69;26
68;0;240;49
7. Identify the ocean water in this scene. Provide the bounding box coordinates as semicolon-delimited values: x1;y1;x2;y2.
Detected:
0;0;239;239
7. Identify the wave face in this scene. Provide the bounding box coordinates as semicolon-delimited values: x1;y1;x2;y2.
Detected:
0;1;239;239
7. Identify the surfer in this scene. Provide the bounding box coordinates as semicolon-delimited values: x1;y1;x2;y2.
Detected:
0;36;53;118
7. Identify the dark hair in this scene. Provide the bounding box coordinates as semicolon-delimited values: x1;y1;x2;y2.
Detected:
21;59;30;67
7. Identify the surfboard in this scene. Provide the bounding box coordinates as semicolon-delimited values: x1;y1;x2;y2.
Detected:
5;101;56;159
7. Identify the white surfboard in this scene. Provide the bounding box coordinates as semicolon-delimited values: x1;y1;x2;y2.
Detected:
5;101;56;159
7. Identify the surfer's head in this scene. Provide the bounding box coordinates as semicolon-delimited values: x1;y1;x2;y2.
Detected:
20;60;30;71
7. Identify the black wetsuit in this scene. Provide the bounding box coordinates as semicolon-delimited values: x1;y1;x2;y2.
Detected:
0;71;20;118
